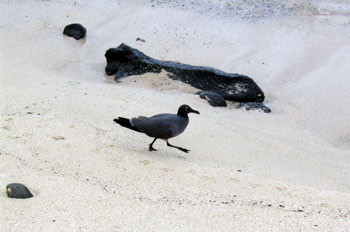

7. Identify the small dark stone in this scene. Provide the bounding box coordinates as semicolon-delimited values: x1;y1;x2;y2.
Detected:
197;91;227;107
136;37;146;42
6;183;33;199
63;23;86;40
237;102;271;113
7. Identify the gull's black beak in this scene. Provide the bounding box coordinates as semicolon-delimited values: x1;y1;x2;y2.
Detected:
190;109;200;114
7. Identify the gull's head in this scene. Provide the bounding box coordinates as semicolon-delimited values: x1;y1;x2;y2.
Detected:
178;105;200;117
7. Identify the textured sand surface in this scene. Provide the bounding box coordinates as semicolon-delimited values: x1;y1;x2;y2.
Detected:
1;0;350;231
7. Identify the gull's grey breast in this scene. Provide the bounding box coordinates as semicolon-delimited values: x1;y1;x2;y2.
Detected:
131;113;189;139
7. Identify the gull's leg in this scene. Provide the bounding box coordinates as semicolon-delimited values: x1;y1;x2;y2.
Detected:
149;138;158;151
166;140;190;153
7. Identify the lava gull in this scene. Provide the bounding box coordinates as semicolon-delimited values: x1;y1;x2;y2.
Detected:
114;105;199;152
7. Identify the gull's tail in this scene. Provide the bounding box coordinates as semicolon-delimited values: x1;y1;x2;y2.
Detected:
113;117;142;133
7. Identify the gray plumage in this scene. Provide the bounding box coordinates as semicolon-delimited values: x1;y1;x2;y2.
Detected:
114;104;199;152
131;114;188;139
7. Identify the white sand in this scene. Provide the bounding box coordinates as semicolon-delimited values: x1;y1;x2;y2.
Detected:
1;0;350;231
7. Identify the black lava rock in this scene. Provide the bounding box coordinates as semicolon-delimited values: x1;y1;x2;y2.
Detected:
237;102;271;113
6;183;33;199
198;91;227;107
63;23;86;40
105;43;265;103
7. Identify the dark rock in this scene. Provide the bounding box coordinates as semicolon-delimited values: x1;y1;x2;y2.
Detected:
237;102;271;113
63;23;86;40
6;183;33;199
197;91;227;107
105;43;265;102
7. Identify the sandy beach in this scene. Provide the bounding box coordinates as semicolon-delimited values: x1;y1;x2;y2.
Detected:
1;0;350;231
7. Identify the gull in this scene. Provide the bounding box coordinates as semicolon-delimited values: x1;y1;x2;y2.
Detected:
114;105;199;152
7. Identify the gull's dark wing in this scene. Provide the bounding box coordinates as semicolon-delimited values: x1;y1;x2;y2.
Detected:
131;114;189;139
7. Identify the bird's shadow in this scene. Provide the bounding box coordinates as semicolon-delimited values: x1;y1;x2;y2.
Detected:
142;148;187;160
